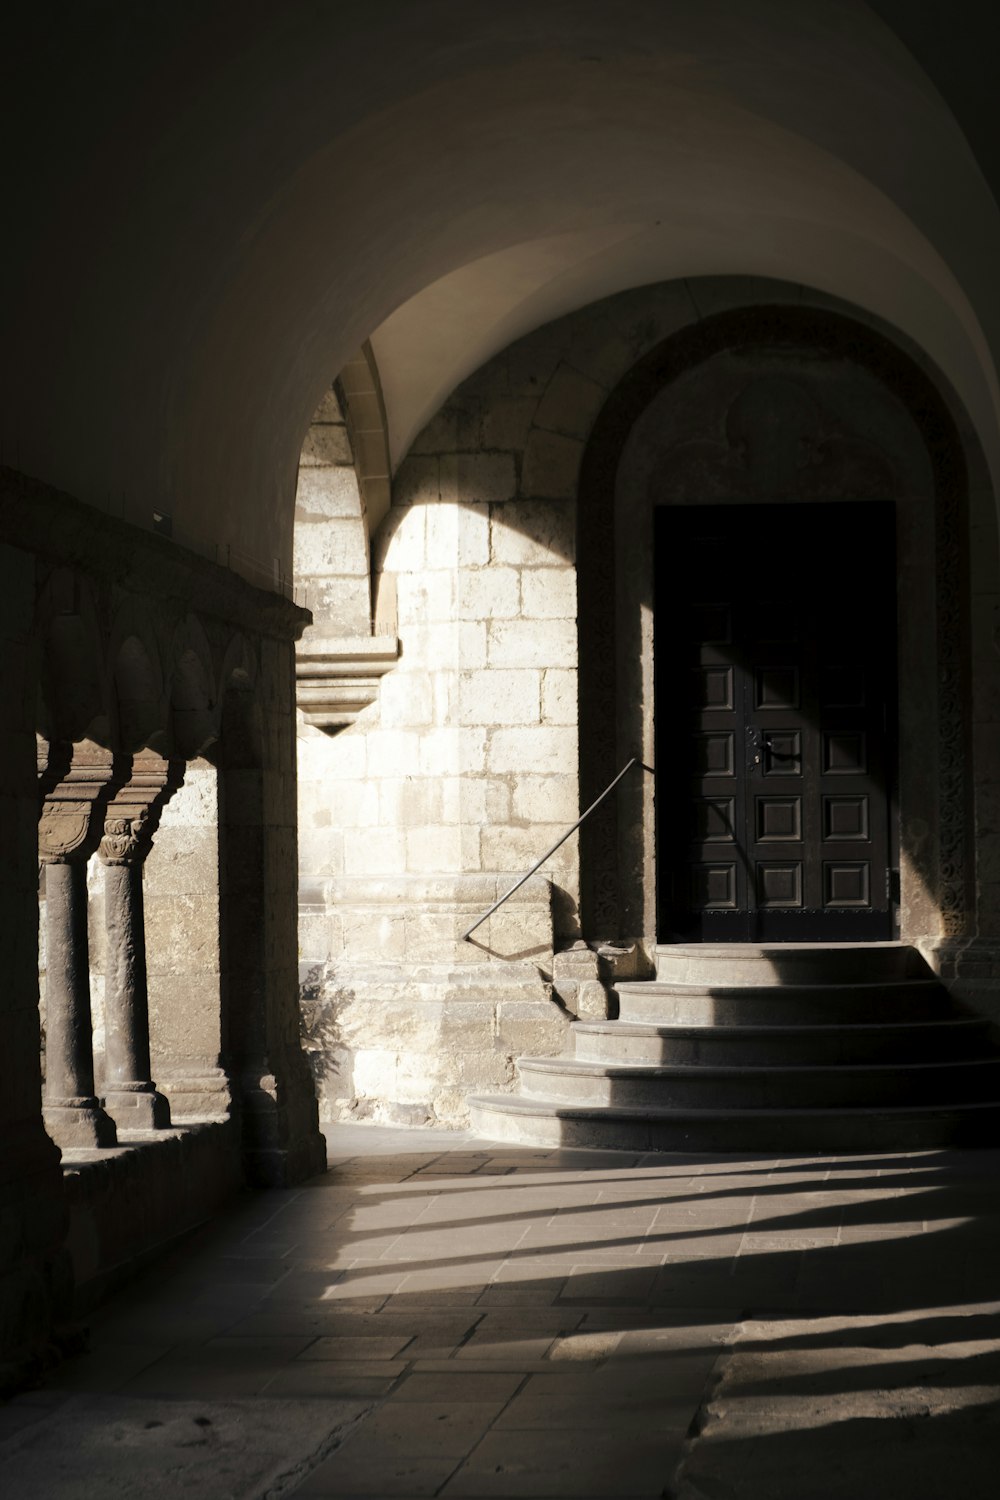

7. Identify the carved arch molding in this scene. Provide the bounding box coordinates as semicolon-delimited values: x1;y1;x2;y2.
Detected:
577;304;971;944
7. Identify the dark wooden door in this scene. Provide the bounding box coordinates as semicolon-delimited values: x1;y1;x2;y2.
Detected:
656;503;897;942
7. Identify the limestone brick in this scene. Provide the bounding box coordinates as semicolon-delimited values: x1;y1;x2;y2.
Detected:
459;823;483;871
541;669;578;725
481;824;577;875
490;500;575;566
433;671;458;725
487;618;577;670
496;999;568;1058
521;430;583;501
297;826;344;878
374;505;426;572
300;725;366;780
365;728;421;779
377;670;434;727
294;516;368;576
397;569;456;625
403;910;473;960
341;910;406;960
512;773;579;824
441;452;516;506
459;669;540;726
321;780;380;829
406;824;466;873
408;405;459;454
299;576;371;634
379;777;443;828
392;455;440;507
425;501;460;559
297;911;337;965
298;423;353;468
481;395;537;451
483;778;511;824
313;386;343;423
457;620;489;669
534;365;608;439
416;726;460;777
456;502;492;568
507;338;563;396
352;1049;400;1102
343;827;407;875
458;567;520;620
294;465;362;520
488;725;576;775
520;568;577;620
440;776;466;825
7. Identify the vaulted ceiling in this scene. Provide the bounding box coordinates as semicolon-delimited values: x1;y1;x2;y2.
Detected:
3;2;999;577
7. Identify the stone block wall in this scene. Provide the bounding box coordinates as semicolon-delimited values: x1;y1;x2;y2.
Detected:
294;387;372;635
297;277;1000;1125
296;286;707;1126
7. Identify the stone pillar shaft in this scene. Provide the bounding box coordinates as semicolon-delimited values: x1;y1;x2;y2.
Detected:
38;740;125;1150
97;755;181;1130
43;861;98;1105
104;863;158;1096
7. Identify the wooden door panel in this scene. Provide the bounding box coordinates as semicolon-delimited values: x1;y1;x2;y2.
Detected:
656;502;897;942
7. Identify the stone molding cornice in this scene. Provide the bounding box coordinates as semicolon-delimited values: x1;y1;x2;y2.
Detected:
296;634;400;732
1;466;309;644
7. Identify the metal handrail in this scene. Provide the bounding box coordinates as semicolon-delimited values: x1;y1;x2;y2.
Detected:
461;757;639;941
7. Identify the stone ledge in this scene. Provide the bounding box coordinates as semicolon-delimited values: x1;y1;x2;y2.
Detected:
59;1119;243;1313
296;634;400;731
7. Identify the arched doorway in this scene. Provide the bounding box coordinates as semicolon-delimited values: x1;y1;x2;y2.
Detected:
578;301;975;950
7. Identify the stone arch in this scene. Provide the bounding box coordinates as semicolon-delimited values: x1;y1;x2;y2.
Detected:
34;568;109;748
576;290;992;955
111;634;165;756
167;617;218;759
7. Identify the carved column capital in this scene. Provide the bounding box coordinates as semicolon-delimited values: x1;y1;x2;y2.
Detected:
37;740;128;865
96;753;185;867
98;813;149;866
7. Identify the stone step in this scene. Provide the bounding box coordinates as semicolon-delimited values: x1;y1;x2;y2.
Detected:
571;1016;994;1066
654;942;927;986
614;979;948;1025
470;940;1000;1155
467;1094;1000;1154
515;1055;1000;1110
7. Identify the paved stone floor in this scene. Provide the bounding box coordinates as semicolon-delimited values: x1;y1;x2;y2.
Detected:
3;1125;1000;1498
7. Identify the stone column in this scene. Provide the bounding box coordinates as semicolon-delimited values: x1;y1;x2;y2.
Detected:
0;540;70;1380
38;742;126;1148
98;753;184;1130
218;639;326;1185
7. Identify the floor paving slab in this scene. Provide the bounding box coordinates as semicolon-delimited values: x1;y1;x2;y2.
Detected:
3;1127;1000;1497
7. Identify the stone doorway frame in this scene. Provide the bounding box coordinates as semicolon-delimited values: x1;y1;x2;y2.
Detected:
577;302;974;950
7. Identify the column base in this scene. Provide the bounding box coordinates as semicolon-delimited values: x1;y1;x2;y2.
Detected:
43;1098;118;1149
156;1065;234;1121
104;1084;171;1130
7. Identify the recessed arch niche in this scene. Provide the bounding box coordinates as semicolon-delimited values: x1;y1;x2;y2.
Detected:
577;300;983;950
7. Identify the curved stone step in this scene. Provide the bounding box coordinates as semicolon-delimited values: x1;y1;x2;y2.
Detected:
571;1016;993;1066
468;1094;1000;1154
614;979;948;1026
654;942;927;986
515;1055;1000;1110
